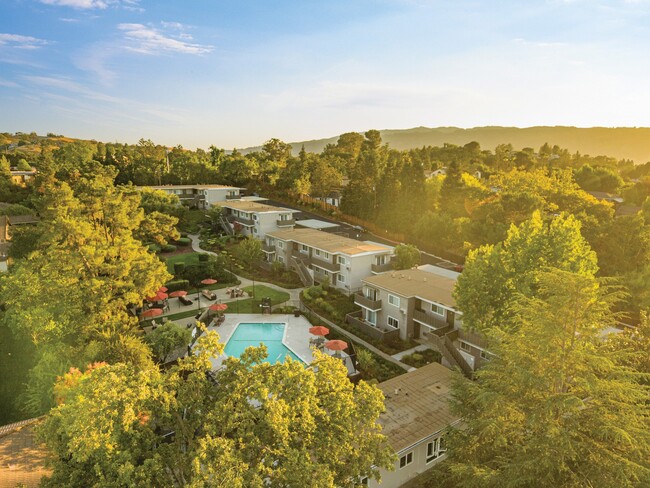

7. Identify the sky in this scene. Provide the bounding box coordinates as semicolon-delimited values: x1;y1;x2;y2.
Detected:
1;0;650;149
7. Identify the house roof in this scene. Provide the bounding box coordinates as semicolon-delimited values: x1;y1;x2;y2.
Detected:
362;268;457;309
267;228;393;256
0;418;51;487
7;215;40;225
218;200;297;214
294;219;339;230
138;184;244;191
378;362;459;453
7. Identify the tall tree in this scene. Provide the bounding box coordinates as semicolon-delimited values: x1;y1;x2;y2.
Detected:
445;270;650;488
39;332;395;487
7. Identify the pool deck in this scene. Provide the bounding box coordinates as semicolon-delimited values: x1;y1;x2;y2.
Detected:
206;314;317;370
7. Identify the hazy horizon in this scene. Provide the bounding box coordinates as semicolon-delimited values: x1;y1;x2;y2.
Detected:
2;1;650;149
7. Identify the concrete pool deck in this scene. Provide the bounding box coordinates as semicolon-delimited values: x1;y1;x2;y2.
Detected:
206;314;316;369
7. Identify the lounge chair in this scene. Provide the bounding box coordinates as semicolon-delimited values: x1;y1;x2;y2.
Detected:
201;289;216;300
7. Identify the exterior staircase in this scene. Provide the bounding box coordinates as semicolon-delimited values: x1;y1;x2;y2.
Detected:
290;256;313;287
219;215;234;235
428;329;474;379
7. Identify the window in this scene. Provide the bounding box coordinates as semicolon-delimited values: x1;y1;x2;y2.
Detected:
337;274;346;283
252;214;258;221
277;241;284;249
480;350;491;360
277;256;284;264
459;341;471;352
364;310;377;325
301;244;309;253
360;477;368;486
314;249;320;257
426;436;447;463
322;251;329;259
431;304;445;316
388;294;400;307
387;316;399;329
253;228;258;234
337;256;347;265
399;452;413;469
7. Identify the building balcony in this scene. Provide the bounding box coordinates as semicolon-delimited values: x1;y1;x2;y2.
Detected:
354;292;382;311
371;262;393;273
262;243;275;253
276;218;296;227
233;216;254;226
345;311;400;343
311;256;340;273
413;309;449;329
225;194;241;200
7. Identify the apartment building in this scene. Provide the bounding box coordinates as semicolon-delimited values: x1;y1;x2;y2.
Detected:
264;228;394;292
218;200;297;239
141;184;245;209
366;362;460;488
349;266;490;376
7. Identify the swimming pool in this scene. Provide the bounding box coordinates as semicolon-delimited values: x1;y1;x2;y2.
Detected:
224;322;303;364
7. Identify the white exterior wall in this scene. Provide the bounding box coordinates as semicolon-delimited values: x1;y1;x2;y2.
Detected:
368;435;448;488
344;254;375;293
255;212;294;240
203;188;240;206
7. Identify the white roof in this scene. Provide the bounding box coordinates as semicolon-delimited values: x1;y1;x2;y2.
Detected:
417;264;461;280
295;219;340;230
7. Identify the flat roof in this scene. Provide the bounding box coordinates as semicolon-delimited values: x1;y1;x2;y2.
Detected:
138;184;244;190
378;362;459;453
267;228;392;256
417;264;460;280
363;268;457;309
0;419;51;487
7;215;40;225
295;219;339;230
218;200;297;214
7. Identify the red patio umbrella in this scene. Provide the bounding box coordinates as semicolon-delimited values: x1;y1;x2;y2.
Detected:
201;278;218;285
146;291;168;302
158;286;168;293
169;290;187;298
324;339;348;351
209;303;228;312
140;308;163;319
309;326;330;336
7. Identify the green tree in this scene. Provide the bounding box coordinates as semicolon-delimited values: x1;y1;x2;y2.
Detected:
238;235;263;270
392;243;420;270
455;211;598;333
39;331;395;487
145;322;192;362
445;270;650;487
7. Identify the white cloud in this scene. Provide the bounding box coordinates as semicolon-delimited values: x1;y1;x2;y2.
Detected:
0;33;50;49
118;23;212;55
40;0;140;9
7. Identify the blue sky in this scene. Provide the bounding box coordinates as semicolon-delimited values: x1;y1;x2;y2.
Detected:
1;0;650;149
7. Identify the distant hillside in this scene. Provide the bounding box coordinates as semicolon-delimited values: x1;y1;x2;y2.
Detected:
241;126;650;163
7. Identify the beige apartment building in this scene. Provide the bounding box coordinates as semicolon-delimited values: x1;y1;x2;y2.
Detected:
141;184;245;208
263;228;394;292
365;362;460;488
219;200;297;240
349;266;491;376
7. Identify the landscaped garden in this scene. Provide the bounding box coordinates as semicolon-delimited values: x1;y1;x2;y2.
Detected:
162;251;239;292
224;285;290;313
300;285;418;355
400;348;441;368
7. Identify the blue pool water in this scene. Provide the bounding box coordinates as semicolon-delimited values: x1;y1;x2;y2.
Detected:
224;323;303;364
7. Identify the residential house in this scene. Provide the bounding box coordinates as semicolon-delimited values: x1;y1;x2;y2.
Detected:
348;266;490;376
140;184;246;209
0;214;40;272
365;362;460;488
264;228;394;291
10;167;37;187
218;200;298;240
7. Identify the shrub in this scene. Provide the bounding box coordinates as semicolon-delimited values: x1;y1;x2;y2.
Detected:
164;279;190;292
176;237;191;247
198;253;210;262
174;262;186;276
161;244;177;253
148;243;161;253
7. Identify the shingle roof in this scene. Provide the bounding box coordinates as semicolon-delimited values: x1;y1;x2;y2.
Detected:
267;228;392;256
378;362;459;453
219;200;297;213
363;268;457;308
139;184;243;190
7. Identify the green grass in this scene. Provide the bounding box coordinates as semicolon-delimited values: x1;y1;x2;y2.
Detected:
164;252;200;274
224;285;290;314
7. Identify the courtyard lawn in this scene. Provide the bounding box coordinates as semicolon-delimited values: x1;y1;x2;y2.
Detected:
225;285;290;314
165;252;201;274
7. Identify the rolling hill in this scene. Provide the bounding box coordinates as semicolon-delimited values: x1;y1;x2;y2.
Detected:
241;126;650;163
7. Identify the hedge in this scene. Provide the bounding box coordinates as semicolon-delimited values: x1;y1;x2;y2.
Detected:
161;244;177;253
164;279;190;292
176;237;192;247
148;243;162;253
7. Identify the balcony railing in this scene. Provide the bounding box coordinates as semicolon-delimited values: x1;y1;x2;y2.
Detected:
276;218;296;227
413;309;449;329
225;194;241;200
345;311;400;343
371;262;393;273
262;243;275;253
311;256;340;273
233;216;254;226
354;292;382;310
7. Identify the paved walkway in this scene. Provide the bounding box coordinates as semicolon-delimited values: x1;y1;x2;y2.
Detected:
391;343;434;361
